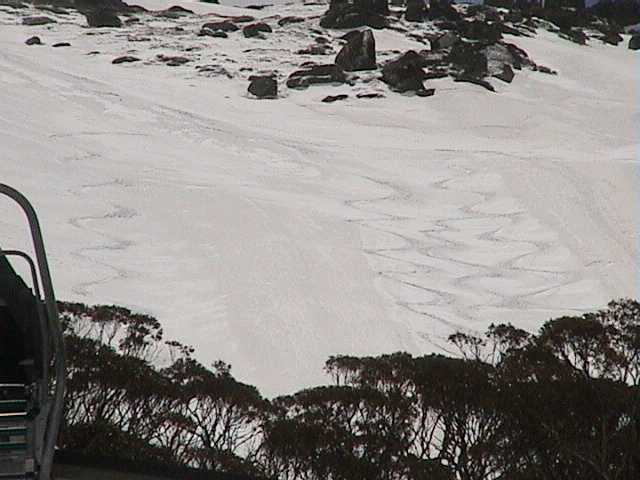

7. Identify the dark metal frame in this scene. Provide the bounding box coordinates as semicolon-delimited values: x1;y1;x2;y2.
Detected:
0;184;66;480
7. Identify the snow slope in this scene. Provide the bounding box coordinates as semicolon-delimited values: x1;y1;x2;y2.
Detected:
0;1;637;396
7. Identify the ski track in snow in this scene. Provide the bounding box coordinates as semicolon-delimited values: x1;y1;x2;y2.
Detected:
344;162;582;345
68;181;139;296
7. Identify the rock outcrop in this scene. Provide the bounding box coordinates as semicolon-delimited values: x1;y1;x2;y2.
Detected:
320;0;388;30
335;29;376;71
381;51;429;93
248;75;278;98
287;64;347;88
85;8;121;27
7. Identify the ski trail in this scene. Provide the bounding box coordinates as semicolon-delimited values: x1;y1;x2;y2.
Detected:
67;180;139;297
344;158;586;344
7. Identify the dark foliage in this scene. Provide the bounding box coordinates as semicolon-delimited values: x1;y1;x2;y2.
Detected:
58;299;640;479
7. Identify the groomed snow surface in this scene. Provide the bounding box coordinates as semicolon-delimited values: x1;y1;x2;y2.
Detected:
0;0;637;397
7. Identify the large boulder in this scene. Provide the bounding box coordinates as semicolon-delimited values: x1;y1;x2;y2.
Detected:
448;41;487;78
201;20;239;32
286;64;347;88
243;22;272;38
381;50;429;92
405;0;427;22
456;19;502;44
335;29;376;71
248;75;277;98
629;34;640;49
85;8;121;27
320;0;388;30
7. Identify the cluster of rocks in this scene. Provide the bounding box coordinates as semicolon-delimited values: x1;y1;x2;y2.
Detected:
13;0;640;102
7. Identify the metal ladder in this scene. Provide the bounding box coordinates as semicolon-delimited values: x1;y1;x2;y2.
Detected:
0;384;34;480
0;185;65;480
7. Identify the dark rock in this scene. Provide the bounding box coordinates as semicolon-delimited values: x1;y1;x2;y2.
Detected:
416;87;435;96
278;16;305;26
483;7;501;22
381;50;428;92
199;28;228;38
287;64;347;88
25;36;42;45
405;0;427;22
335;29;376;71
504;10;523;23
248;75;277;98
563;28;587;45
629;34;640;50
322;94;348;102
75;0;131;14
125;4;148;12
243;22;272;38
535;64;557;75
602;31;623;45
427;0;460;22
364;13;387;29
424;70;448;80
37;5;69;14
448;41;488;78
22;16;56;25
124;17;140;24
504;42;533;69
500;24;527;36
533;7;588;32
85;9;122;27
166;5;193;13
297;44;333;55
156;54;190;66
202;20;239;32
356;91;384;98
320;0;388;29
316;36;330;44
0;0;27;9
493;64;514;83
112;55;140;64
52;41;71;47
454;75;495;91
456;19;502;44
246;4;270;9
432;30;458;50
232;15;255;23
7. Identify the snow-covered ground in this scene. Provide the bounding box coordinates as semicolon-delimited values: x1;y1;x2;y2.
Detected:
0;0;637;397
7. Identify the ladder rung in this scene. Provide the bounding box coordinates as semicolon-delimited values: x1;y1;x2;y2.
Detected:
0;403;26;414
0;443;26;452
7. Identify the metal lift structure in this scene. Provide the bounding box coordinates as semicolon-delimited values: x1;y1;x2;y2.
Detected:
0;184;65;480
